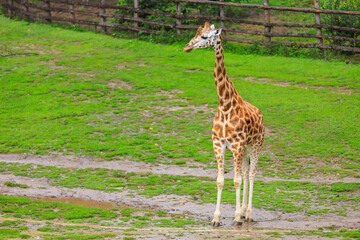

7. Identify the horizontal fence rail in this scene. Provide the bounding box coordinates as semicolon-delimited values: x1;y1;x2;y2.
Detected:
172;0;360;15
2;0;360;53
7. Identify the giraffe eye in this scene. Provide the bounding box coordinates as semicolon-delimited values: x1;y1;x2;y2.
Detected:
201;36;208;40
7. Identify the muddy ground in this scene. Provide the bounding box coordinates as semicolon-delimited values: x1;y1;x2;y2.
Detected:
0;153;359;239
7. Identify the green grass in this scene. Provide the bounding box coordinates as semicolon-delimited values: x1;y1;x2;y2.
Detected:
0;220;30;239
4;181;29;188
0;162;359;215
0;15;359;179
0;195;117;222
41;233;117;240
0;228;30;239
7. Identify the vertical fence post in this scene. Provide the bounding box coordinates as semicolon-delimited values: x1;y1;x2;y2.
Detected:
176;1;181;35
263;0;271;43
7;0;11;15
8;0;13;15
100;0;107;33
133;0;139;30
219;0;225;32
45;0;52;23
313;0;323;45
69;0;75;23
22;0;28;19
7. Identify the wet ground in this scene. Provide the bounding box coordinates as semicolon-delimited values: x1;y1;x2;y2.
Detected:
0;153;359;239
1;153;358;183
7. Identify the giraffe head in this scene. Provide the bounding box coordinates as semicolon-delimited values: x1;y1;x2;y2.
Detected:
183;22;222;52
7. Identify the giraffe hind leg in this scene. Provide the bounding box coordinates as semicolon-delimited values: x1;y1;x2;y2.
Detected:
245;139;263;222
240;154;249;219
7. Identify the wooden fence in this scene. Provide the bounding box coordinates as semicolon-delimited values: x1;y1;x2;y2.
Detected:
2;0;360;53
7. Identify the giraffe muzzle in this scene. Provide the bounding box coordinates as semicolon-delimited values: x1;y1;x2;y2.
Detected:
183;44;192;52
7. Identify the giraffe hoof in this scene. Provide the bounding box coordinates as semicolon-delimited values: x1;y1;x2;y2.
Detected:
232;220;242;226
245;218;254;222
211;221;221;227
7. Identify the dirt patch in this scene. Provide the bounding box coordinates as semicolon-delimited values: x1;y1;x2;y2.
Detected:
150;90;215;114
30;197;116;209
40;59;69;70
116;63;131;70
244;76;291;87
241;76;354;95
11;44;62;55
154;104;215;115
155;89;184;100
107;79;133;90
265;126;275;137
137;61;147;67
185;68;202;73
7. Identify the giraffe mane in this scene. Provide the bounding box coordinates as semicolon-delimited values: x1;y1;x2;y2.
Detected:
196;26;203;37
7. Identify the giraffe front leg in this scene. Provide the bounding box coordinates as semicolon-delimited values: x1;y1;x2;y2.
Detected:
212;140;225;227
212;174;224;227
245;178;255;222
233;172;242;225
232;147;245;225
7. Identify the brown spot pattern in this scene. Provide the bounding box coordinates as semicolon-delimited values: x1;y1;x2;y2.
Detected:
184;22;265;222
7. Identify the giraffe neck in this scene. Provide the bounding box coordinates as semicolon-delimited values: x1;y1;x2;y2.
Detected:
213;36;238;114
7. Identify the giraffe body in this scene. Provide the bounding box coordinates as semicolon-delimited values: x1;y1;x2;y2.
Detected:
184;22;265;226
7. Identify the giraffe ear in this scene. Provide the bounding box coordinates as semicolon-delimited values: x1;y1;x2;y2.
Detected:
210;24;215;30
215;29;222;36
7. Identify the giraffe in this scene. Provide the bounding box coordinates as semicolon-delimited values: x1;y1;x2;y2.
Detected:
184;22;265;226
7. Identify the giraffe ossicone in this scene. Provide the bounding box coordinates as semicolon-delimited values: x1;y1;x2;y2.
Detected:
184;22;265;227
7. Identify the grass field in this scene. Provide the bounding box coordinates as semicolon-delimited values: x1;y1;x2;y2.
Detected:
1;16;359;178
0;15;360;239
